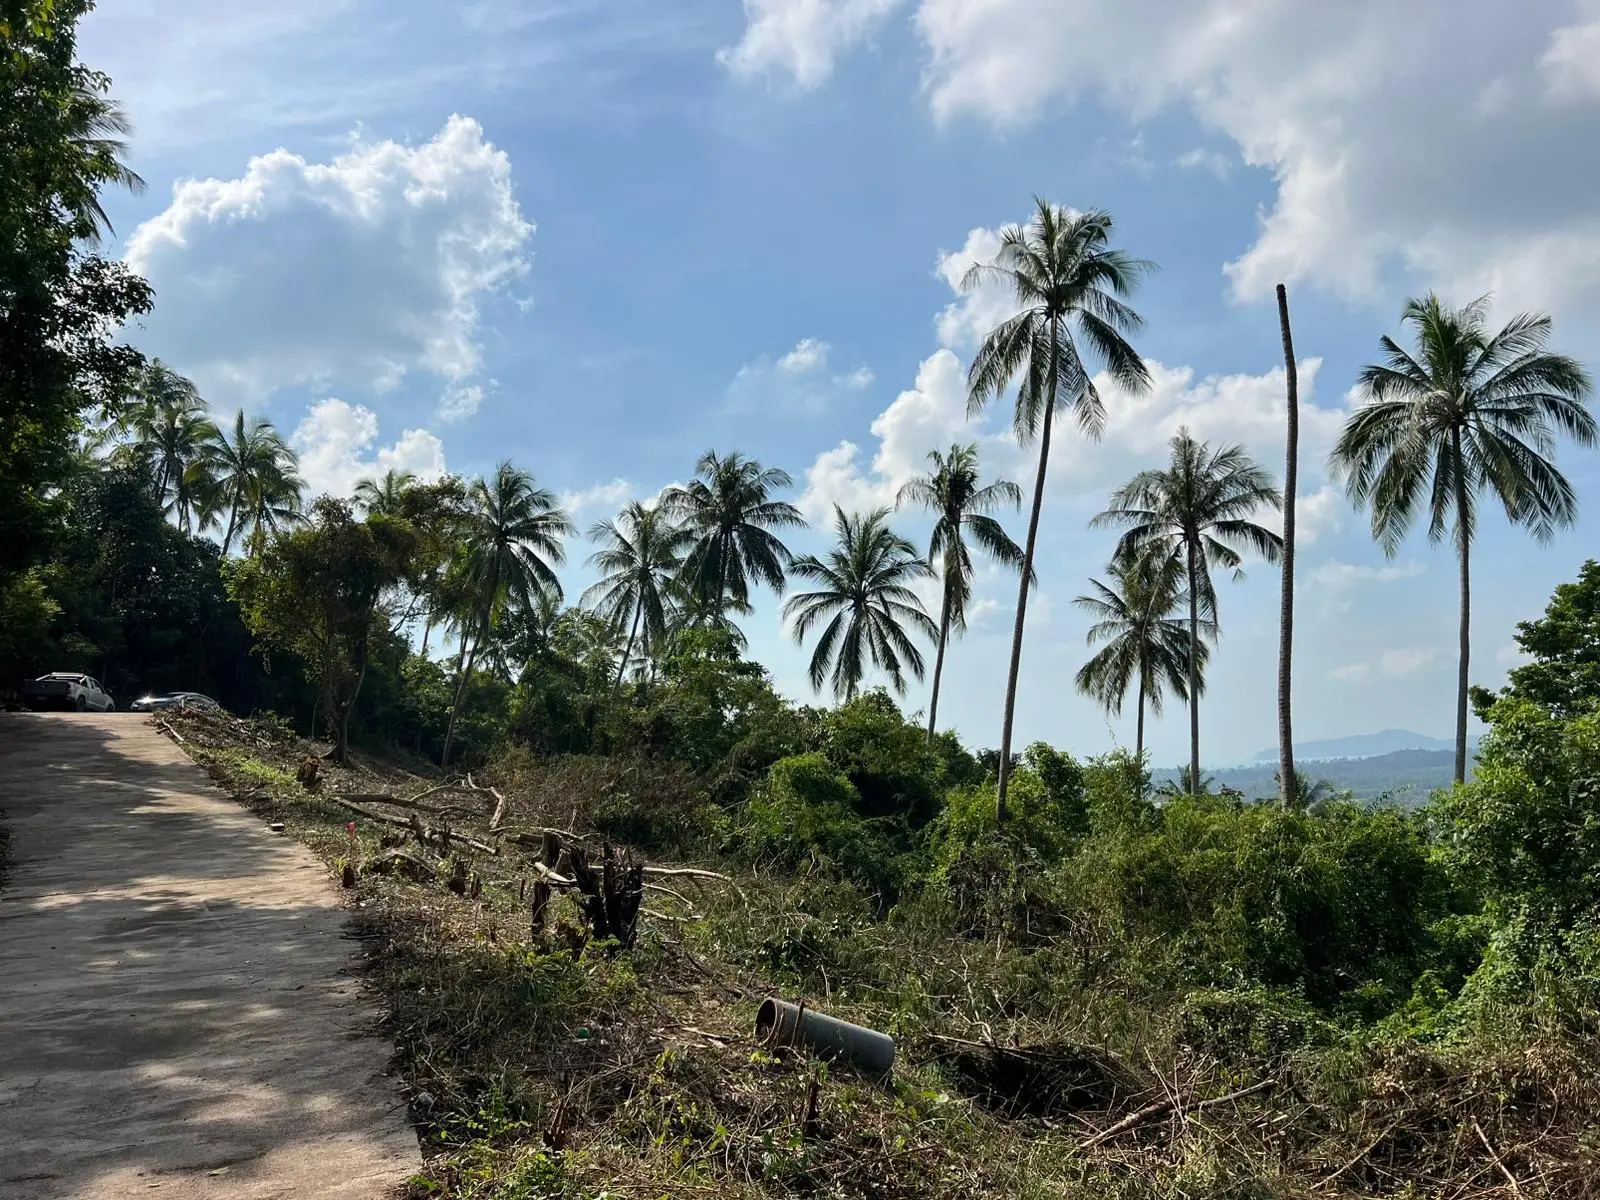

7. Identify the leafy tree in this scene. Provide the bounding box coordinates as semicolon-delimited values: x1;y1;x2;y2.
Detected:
1074;547;1210;768
663;450;806;618
895;443;1025;741
582;500;692;693
229;497;416;764
1331;293;1595;783
4;465;263;706
442;461;573;766
1436;696;1600;1003
784;506;937;701
819;689;944;830
202;410;303;554
964;200;1154;821
1473;559;1600;719
1094;429;1282;794
386;474;472;654
1;0;152;584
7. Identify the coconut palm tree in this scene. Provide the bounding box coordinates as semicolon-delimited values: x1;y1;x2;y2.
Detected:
1093;429;1282;794
441;462;574;766
111;361;218;530
1330;293;1595;784
895;444;1026;742
201;410;302;554
582;500;693;693
660;574;752;658
783;506;937;701
662;450;807;618
353;469;418;517
964;200;1154;821
1074;548;1211;768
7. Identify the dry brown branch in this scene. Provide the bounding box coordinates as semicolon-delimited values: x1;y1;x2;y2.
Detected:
155;718;185;744
331;794;500;856
466;772;511;830
1078;1079;1275;1151
641;866;748;903
1473;1121;1522;1195
334;792;443;812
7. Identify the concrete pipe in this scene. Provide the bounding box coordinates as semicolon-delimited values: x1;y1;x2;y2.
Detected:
755;997;896;1074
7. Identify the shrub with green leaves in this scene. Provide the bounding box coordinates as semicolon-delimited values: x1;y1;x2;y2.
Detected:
1075;793;1459;1015
1438;697;1600;1008
739;753;901;897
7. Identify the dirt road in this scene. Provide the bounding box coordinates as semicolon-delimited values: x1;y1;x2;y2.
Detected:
0;713;419;1198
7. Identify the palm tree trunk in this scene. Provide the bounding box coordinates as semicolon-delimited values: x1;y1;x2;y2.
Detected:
419;616;433;658
613;602;642;697
1186;538;1201;796
221;502;239;556
1276;283;1299;810
441;623;477;768
996;379;1057;824
1135;673;1146;766
925;589;952;743
1452;428;1471;785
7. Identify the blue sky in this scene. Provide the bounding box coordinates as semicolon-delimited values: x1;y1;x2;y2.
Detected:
79;0;1600;767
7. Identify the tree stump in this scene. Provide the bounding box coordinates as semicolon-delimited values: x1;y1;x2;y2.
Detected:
567;841;643;950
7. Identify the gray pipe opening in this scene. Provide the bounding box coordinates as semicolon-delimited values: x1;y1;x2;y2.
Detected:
755;997;895;1075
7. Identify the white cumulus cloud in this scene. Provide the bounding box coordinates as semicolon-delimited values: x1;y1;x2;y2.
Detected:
798;347;992;521
561;478;636;517
291;398;446;499
718;0;904;89
125;115;533;418
1543;5;1600;102
778;337;831;373
732;0;1600;321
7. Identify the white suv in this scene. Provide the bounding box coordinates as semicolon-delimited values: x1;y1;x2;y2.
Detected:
22;672;116;712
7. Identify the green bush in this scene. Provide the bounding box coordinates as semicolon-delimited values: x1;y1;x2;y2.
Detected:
739;753;901;897
818;690;943;831
1437;697;1600;1008
1074;794;1459;1016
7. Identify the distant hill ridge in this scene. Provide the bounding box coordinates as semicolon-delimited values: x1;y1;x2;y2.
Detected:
1252;728;1475;762
1155;747;1471;806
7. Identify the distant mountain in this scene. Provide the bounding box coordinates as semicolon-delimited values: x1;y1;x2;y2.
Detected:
1253;728;1462;762
1155;747;1468;807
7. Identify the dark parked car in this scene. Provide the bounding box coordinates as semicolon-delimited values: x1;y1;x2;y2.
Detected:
21;673;115;712
129;691;222;714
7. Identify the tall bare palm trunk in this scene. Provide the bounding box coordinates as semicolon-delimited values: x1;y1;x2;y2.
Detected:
1452;429;1471;785
925;589;952;743
1186;538;1201;796
441;622;477;768
996;386;1057;823
1134;674;1146;766
614;601;642;697
1276;284;1299;810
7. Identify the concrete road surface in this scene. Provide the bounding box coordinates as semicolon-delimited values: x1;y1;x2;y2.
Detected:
0;713;420;1198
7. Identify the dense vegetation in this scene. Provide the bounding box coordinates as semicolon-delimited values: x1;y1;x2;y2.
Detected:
7;6;1600;1196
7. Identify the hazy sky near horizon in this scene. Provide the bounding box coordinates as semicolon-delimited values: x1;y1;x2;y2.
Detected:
80;0;1600;766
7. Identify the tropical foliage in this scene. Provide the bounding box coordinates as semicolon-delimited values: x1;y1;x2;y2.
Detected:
962;199;1153;820
1093;430;1282;793
1074;546;1208;766
896;443;1025;740
784;506;937;701
1332;293;1596;782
